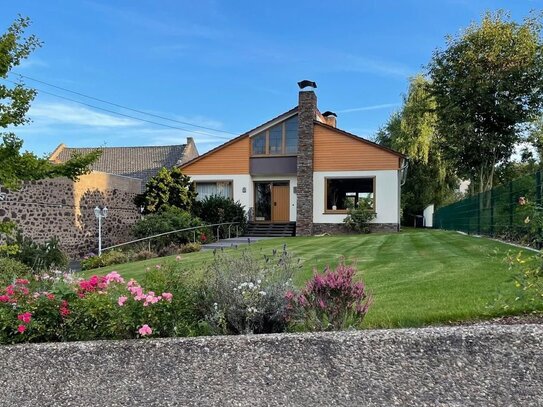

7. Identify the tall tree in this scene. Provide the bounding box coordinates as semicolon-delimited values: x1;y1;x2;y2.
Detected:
0;16;99;252
376;76;458;224
0;16;100;190
428;11;543;193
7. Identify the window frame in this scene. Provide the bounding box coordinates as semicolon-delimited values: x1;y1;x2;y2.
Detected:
250;117;298;157
194;180;234;201
323;176;376;214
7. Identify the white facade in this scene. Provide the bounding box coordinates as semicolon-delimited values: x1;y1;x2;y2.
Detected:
313;170;400;225
189;174;297;222
189;171;399;225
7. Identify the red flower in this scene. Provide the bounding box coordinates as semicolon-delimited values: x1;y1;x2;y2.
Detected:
46;293;55;301
200;233;207;242
59;300;70;317
5;285;14;296
17;325;26;334
0;295;10;303
15;279;29;285
17;312;32;324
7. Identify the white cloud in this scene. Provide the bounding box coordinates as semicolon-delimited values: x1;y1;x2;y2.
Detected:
336;103;400;114
18;58;49;70
319;51;415;78
28;102;140;127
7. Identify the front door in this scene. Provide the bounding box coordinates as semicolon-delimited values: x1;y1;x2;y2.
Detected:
272;185;290;222
254;181;290;222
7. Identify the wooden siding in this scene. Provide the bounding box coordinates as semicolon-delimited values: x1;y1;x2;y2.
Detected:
181;137;250;175
314;124;400;171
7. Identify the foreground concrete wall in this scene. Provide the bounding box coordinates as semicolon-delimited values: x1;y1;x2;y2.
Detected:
0;171;141;258
0;324;541;406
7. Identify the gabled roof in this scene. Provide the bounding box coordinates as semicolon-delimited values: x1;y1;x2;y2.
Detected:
51;144;188;185
314;121;407;158
179;106;298;169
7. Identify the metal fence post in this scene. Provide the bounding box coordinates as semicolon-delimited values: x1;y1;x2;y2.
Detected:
477;193;481;235
509;181;514;228
490;188;494;236
536;171;542;205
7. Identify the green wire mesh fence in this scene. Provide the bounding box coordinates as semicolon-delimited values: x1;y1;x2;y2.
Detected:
434;170;542;244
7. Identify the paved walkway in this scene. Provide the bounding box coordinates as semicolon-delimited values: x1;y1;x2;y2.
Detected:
201;237;275;251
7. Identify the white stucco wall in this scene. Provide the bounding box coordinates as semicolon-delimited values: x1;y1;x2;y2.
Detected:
313;170;400;224
188;174;297;222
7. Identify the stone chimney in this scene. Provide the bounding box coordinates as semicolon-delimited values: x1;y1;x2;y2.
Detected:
296;90;317;236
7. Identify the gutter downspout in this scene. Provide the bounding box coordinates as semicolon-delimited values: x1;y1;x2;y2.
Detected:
398;158;409;231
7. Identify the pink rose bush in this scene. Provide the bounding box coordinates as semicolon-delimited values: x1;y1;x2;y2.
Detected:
0;263;202;345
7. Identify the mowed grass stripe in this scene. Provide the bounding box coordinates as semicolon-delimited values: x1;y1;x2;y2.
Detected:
83;229;535;328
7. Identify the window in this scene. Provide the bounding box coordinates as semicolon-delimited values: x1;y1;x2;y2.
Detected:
251;115;298;156
252;133;266;155
269;124;282;154
195;181;233;201
325;178;374;212
285;116;298;154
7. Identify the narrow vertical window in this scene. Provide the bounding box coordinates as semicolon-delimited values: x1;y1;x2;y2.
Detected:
268;124;282;154
285;116;298;154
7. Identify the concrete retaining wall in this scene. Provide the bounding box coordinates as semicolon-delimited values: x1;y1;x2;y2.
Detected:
1;324;542;406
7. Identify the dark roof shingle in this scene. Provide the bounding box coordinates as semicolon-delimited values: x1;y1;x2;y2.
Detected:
55;145;187;186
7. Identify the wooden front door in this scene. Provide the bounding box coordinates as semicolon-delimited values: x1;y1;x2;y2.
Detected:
272;185;290;222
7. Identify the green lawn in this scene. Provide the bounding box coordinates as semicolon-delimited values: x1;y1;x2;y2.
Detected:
83;229;537;328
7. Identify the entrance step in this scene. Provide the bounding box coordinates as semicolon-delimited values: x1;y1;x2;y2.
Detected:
245;222;296;237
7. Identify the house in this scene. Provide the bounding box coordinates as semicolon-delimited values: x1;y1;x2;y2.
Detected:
0;140;198;258
50;140;199;189
179;85;407;236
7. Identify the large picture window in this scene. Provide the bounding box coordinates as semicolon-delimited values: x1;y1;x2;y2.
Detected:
325;178;374;212
195;181;233;201
251;116;298;156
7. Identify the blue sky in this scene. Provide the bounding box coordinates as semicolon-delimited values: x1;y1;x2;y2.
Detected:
2;0;542;156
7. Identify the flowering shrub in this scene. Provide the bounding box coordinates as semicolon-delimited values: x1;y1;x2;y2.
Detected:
0;257;31;286
286;262;372;331
504;251;543;311
200;246;300;334
0;262;203;344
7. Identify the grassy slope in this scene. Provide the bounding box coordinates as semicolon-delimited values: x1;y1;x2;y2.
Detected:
84;229;534;328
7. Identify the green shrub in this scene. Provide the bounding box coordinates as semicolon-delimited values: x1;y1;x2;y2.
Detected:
0;257;31;286
132;250;157;261
80;250;129;270
505;251;543;311
180;242;201;253
132;207;208;250
7;234;68;271
192;195;247;238
343;207;376;233
198;246;300;335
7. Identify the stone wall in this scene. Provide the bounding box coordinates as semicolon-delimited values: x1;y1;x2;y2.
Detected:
0;324;541;406
0;172;142;258
296;90;316;236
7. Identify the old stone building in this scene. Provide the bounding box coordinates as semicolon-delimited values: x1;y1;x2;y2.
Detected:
1;139;198;258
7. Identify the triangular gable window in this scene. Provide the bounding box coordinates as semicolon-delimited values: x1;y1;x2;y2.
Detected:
251;115;298;156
